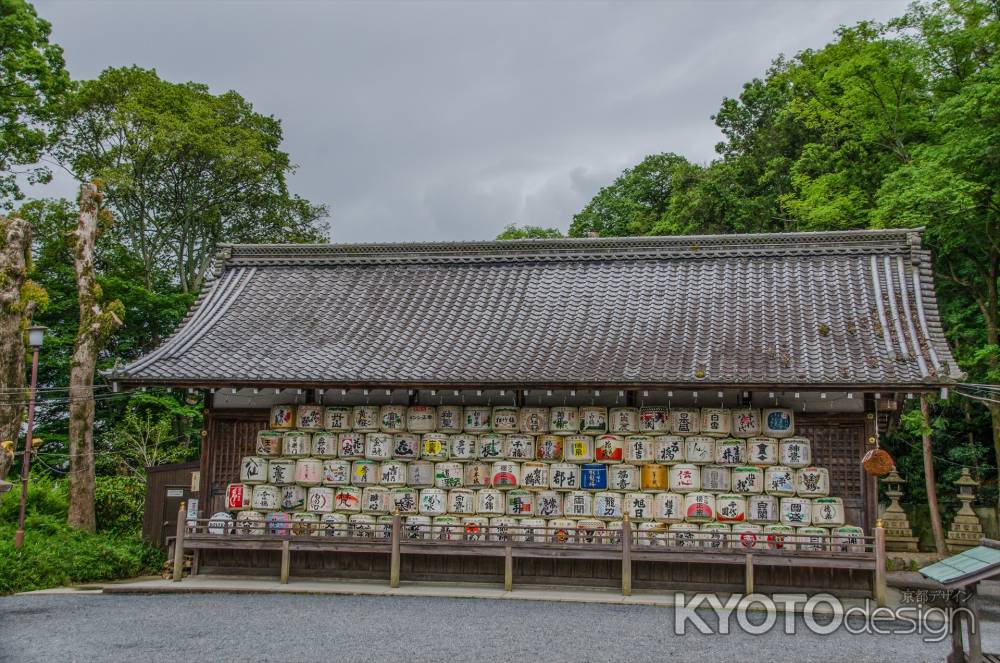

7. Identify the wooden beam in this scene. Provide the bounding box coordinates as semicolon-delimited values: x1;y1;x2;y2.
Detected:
967;584;982;663
621;516;632;597
874;522;887;607
390;512;401;588
172;502;186;582
745;553;754;595
280;539;290;584
504;545;513;592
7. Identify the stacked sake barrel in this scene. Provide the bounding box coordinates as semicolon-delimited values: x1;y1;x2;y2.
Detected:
222;403;864;551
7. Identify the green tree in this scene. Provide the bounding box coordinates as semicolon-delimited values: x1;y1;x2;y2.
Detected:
495;224;563;240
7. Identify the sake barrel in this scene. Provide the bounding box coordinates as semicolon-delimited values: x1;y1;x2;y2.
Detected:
780;497;812;526
436;405;464;434
432;515;462;541
490;516;518;542
491;406;519;433
307;486;335;513
311;432;339;459
407;460;435;488
746;437;778;466
684;492;716;523
226;483;252;511
520;462;549;490
392;433;420;460
639;407;670;434
604;520;624;545
251;484;280;511
630;491;660;521
550;406;580;435
747;495;779;524
624;435;655;464
434;462;464;489
684;436;716;464
297;405;324;431
731;407;762;438
236;511;265;535
640;464;668;492
670;408;701;435
333;486;362;513
372;515;397;537
762;408;795;438
608;407;639;434
505;434;534;460
447;488;476;515
593;491;624;520
418;488;447;516
653;435;685;464
406;405;437;433
715;438;746;465
320;512;348;537
378;460;406;487
516;518;548;543
581;464;608;490
267;459;295;485
779;437;812;468
379;404;407;433
352;405;379;433
391;487;419;514
266;512;292;535
348;514;376;538
637;521;667;546
404;515;431;540
350;460;379;486
476;488;504;516
365;432;392;461
535;435;562;461
669;523;700;548
322;459;351;486
700;407;731;437
463;406;492;433
701;465;731;492
549;519;576;543
518;407;549;434
608;464;640;492
732;466;764;495
421;433;449;461
269;404;295;430
323;406;352;432
668;464;701;493
549;463;582;491
575;519;608;544
462;516;489;541
256;430;284;457
338;432;365;460
464;461;492;489
811;496;845;527
733;523;764;549
764;466;796;496
833;525;865;553
535;491;563;518
593;434;623;463
449;433;478;461
563;435;594;463
563;491;593;518
579;406;608;435
796;526;828;551
796;466;830;497
240;456;267;484
506;489;535;516
764;524;795;551
295;458;323;486
700;522;730;549
478;433;505;460
716;494;747;523
491;461;520;489
280;484;306;511
283;431;310;458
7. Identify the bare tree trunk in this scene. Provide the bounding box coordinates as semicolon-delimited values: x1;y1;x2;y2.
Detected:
0;216;34;447
67;184;124;532
921;395;948;556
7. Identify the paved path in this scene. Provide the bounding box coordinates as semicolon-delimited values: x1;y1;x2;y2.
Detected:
3;592;999;662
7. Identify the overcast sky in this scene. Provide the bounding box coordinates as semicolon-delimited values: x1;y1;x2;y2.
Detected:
36;0;910;243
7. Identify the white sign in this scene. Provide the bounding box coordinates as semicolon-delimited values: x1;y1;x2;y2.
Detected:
166;489;184;497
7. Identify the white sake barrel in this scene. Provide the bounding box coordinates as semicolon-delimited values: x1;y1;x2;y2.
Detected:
746;437;778;466
379;405;407;433
520;462;549;490
608;407;639;434
352;405;379;433
256;430;284;457
280;484;306;511
638;407;670;434
226;483;253;511
421;433;449;461
504;434;534;460
432;515;462;541
651;492;682;523
833;525;865;552
780;497;812;526
748;495;779;524
350;460;379;486
668;464;701;493
207;513;234;538
365;432;393;461
391;487;419;514
269;404;295;430
372;515;393;539
464;462;492;489
476;488;504;516
732;466;764;495
812;497;845;527
491;461;520;489
684;492;716;523
779;437;812;468
251;484;280;511
462;516;489;541
700;407;731;437
447;488;476;515
593;434;624;463
338;432;365;460
267;459;295;485
295;458;323;486
715;438;746;465
701;465;731;492
518;407;549;434
477;433;505;460
637;521;667;546
549;519;577;543
407;460;435;488
307;486;335;513
579;406;608;434
624;435;655;464
593;491;624;520
640;464;668;492
516;518;548;543
653;435;685;464
463;406;492;433
535;491;563;518
322;459;351;486
608;464;640;492
311;432;339;459
684;436;716;464
669;523;700;548
419;488;447;516
404;515;431;539
506;489;535;517
434;462;464;489
549;463;582;491
282;431;310;458
762;408;795;438
733;523;764;549
700;522;730;549
449;433;478;461
550;406;580;435
490;516;518;542
764;466;796;496
392;433;420;460
796;526;828;551
796;467;830;497
604;520;624;545
716;494;747;523
378;460;407;487
236;511;265;535
563;435;594;463
535;435;562;461
670;408;701;435
333;486;362;513
296;405;324;431
406;405;437;433
764;524;795;550
491;406;519;433
731;407;762;438
348;514;376;538
563;491;593;518
323;406;352;432
320;512;348;537
266;512;291;535
575;519;608;544
436;405;463;434
240;456;267;484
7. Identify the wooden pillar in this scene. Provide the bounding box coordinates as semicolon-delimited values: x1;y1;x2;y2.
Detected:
967;584;982;663
390;511;401;588
172;501;186;582
745;554;754;595
504;545;513;592
949;605;965;663
280;539;290;584
621;515;632;597
873;521;887;607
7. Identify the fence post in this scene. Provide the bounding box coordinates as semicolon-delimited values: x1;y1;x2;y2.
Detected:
172;501;186;582
280;539;291;584
745;553;754;595
621;514;632;597
874;520;887;607
504;544;513;592
390;510;401;588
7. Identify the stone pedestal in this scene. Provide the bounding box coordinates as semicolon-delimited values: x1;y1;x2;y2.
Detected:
946;468;984;553
881;469;919;552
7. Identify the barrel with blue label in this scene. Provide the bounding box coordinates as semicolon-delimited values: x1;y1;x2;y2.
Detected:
580;463;608;490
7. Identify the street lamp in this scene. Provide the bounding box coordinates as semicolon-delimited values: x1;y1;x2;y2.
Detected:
14;325;45;550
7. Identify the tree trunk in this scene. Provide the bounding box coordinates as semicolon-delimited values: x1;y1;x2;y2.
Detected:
989;402;1000;516
0;216;33;449
67;183;124;532
921;395;948;556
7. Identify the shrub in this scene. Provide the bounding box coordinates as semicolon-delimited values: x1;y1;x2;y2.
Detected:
95;475;146;534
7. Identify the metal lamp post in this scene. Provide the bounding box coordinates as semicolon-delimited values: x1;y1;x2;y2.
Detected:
14;325;45;550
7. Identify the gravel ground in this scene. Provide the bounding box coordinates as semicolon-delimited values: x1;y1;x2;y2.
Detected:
2;592;999;662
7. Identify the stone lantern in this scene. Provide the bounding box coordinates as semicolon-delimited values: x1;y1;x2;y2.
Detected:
881;468;918;552
946;467;984;553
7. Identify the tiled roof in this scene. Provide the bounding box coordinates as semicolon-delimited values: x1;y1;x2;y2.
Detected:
920;543;1000;587
112;229;962;388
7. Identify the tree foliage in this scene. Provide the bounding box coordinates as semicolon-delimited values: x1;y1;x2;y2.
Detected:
495;224;563;240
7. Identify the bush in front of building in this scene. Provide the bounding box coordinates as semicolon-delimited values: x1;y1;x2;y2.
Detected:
94;474;146;535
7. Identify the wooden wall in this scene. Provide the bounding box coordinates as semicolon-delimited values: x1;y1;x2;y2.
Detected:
142;461;200;546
